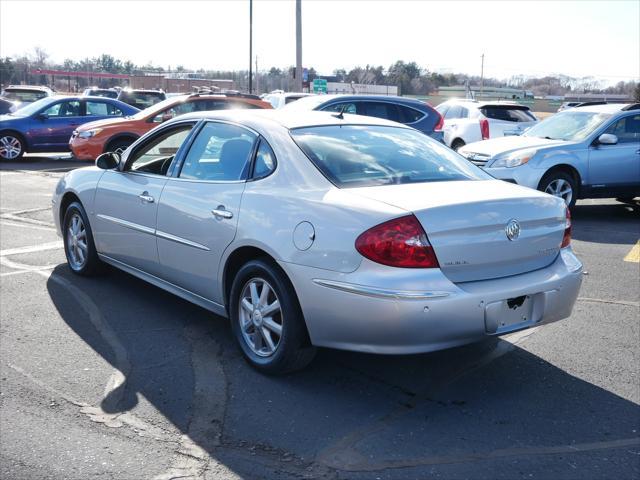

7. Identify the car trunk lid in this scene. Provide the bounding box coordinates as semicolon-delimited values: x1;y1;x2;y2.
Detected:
349;180;567;283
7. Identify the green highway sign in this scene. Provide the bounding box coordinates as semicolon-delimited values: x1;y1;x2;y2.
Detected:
312;78;327;93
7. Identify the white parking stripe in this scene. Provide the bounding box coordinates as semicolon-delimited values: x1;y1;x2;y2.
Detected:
0;220;57;232
0;241;63;257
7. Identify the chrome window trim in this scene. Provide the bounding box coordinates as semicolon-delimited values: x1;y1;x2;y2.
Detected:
312;278;450;300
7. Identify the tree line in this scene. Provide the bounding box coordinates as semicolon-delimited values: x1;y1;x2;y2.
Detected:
1;48;638;100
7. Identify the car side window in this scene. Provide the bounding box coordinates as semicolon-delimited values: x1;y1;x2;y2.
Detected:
459;107;469;118
152;102;197;123
360;102;397;121
435;104;449;117
445;105;462;119
43;100;81;117
321;102;357;114
126;124;194;176
604;115;640;144
86;101;122;116
252;139;276;179
398;105;424;123
179;122;257;181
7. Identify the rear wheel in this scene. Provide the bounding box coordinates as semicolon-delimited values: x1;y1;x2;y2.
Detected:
0;133;24;160
539;171;577;209
62;202;103;276
229;259;316;375
451;139;465;151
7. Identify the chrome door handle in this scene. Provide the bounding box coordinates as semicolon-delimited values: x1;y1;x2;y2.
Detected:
212;207;233;219
138;192;154;203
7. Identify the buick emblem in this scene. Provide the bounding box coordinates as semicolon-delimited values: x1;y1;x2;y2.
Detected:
505;219;520;241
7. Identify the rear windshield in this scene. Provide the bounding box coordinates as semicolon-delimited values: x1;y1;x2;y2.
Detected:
480;106;536;122
291;125;490;188
87;89;118;99
1;89;48;103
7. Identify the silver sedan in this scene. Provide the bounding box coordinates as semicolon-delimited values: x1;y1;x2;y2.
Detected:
52;110;583;374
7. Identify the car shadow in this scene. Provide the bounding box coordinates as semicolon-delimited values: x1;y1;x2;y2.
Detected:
46;264;640;478
572;200;639;245
0;154;83;172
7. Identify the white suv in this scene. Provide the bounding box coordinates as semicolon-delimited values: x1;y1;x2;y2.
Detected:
435;99;538;151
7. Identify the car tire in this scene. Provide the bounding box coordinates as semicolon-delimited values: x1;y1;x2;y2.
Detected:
229;259;316;375
451;139;465;151
538;171;577;209
62;202;103;276
106;139;133;156
0;132;24;161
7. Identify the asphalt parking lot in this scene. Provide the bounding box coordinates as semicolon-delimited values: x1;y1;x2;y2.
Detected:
1;155;639;480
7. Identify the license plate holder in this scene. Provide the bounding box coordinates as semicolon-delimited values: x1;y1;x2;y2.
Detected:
484;295;534;334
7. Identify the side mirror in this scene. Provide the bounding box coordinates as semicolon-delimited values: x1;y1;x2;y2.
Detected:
161;113;174;122
36;112;49;120
96;151;120;170
597;133;618;145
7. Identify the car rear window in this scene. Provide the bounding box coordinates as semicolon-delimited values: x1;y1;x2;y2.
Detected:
2;89;48;102
290;125;490;188
480;106;536;122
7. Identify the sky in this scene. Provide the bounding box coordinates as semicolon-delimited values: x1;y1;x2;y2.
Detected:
1;0;638;85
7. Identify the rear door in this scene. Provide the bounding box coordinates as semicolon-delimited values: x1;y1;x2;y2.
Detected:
155;121;258;304
92;122;195;276
480;105;538;137
588;113;640;192
84;100;126;122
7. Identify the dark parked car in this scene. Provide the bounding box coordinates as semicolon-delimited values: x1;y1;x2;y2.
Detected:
82;87;119;99
0;96;139;160
0;98;17;115
117;89;166;110
283;94;444;142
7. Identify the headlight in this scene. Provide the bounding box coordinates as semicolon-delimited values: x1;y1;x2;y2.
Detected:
491;149;536;168
77;128;103;139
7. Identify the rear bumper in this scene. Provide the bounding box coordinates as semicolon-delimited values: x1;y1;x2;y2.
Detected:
280;248;582;354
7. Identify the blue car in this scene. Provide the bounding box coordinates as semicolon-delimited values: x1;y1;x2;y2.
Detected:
0;96;139;160
282;94;444;142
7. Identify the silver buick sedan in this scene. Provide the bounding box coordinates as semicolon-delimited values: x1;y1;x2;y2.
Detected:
53;110;583;374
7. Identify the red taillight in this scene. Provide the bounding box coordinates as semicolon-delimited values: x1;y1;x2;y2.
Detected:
480;118;490;140
561;208;571;248
355;215;439;268
434;111;444;131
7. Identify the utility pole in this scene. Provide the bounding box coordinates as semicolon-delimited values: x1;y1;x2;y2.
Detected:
249;0;253;93
480;53;484;100
295;0;302;92
255;55;259;94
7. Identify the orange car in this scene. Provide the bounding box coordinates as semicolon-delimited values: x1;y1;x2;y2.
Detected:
70;93;272;160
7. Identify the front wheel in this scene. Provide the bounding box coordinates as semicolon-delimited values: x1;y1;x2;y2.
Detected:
229;259;316;375
0;133;24;160
451;139;466;152
539;171;577;209
62;202;103;276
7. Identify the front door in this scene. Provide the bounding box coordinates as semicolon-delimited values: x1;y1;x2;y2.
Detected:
92;124;195;275
588;114;640;193
156;121;258;304
29;99;83;149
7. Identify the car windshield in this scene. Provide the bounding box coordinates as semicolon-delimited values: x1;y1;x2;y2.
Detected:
291;125;491;188
7;97;56;117
524;110;612;141
1;89;48;103
129;96;185;119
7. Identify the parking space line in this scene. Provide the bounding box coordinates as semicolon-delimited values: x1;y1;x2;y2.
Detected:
0;220;57;232
0;241;63;257
624;240;640;263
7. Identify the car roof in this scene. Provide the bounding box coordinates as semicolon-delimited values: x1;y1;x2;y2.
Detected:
571;103;636;114
311;94;427;105
169;108;408;131
5;85;52;92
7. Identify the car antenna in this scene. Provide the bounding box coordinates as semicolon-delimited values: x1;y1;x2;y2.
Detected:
332;104;347;120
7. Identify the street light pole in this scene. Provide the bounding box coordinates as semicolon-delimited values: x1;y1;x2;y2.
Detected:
295;0;302;92
249;0;253;94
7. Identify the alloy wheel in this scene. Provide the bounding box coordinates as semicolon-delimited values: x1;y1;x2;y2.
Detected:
545;178;573;206
0;135;22;159
66;213;88;270
238;277;283;357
